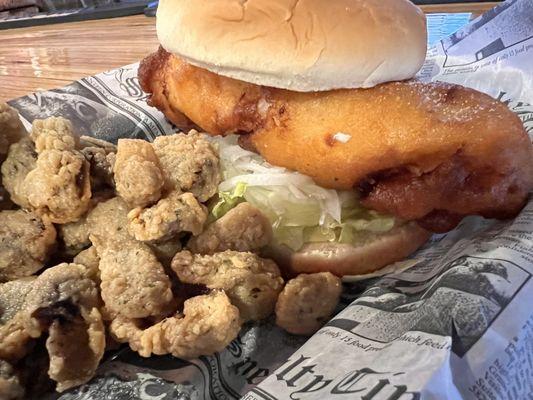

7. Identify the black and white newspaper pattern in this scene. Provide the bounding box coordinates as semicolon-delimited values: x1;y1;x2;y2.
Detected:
8;1;533;399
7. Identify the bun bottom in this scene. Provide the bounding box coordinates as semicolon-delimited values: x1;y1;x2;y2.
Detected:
263;223;431;277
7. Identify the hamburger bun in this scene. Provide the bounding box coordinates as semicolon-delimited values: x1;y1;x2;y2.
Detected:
264;222;431;277
156;0;427;92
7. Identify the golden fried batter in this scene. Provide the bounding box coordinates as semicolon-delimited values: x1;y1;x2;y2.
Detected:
58;214;91;254
81;146;115;191
0;360;24;400
128;191;207;242
0;103;25;160
0;263;104;393
276;272;342;335
86;197;132;242
109;291;241;359
0;210;56;282
87;197;175;316
73;246;100;284
0;278;36;326
79;135;116;191
1;137;37;209
30;117;78;153
21;149;91;223
153;132;221;202
114;139;164;208
188;202;272;254
149;239;182;268
0;278;37;361
140;49;533;231
171;250;283;321
0;263;101;362
46;307;105;392
91;239;173;319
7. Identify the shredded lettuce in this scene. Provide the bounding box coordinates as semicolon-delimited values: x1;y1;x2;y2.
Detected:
210;182;247;220
210;136;396;250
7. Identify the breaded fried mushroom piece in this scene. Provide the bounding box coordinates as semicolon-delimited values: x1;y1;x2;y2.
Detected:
0;210;56;282
0;277;38;362
153;131;221;202
73;246;100;284
0;360;24;400
172;250;284;321
18;263;103;393
188;202;272;254
21;149;91;223
46;307;105;392
114;139;164;208
86;196;131;241
91;239;173;319
1;137;37;209
87;197;174;318
79;135;116;191
276;272;342;335
0;103;26;159
58;214;91;254
81;146;116;190
109;291;241;359
128;191;207;242
30;117;78;153
0;263;103;365
149;239;182;268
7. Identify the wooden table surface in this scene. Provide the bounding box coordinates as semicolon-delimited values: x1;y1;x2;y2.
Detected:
0;2;500;101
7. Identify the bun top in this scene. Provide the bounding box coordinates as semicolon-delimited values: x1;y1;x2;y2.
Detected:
156;0;427;92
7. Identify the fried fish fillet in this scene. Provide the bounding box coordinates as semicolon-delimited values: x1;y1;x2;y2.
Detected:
140;48;533;231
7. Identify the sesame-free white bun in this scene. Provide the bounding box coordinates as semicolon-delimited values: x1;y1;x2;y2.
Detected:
263;223;431;277
156;0;427;92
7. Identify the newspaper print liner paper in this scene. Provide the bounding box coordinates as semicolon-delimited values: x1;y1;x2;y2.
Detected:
8;1;532;399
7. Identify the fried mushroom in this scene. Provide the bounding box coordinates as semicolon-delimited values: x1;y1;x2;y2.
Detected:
21;149;91;224
275;272;342;335
58;214;91;255
188;202;272;254
81;146;116;191
0;360;24;400
171;250;283;321
114;139;164;208
0;210;56;282
109;291;240;359
1;137;37;209
86;196;132;242
128;191;207;242
73;246;100;284
0;103;26;160
30;117;78;153
46;307;105;392
153;131;221;202
91;239;173;319
0;263;101;362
